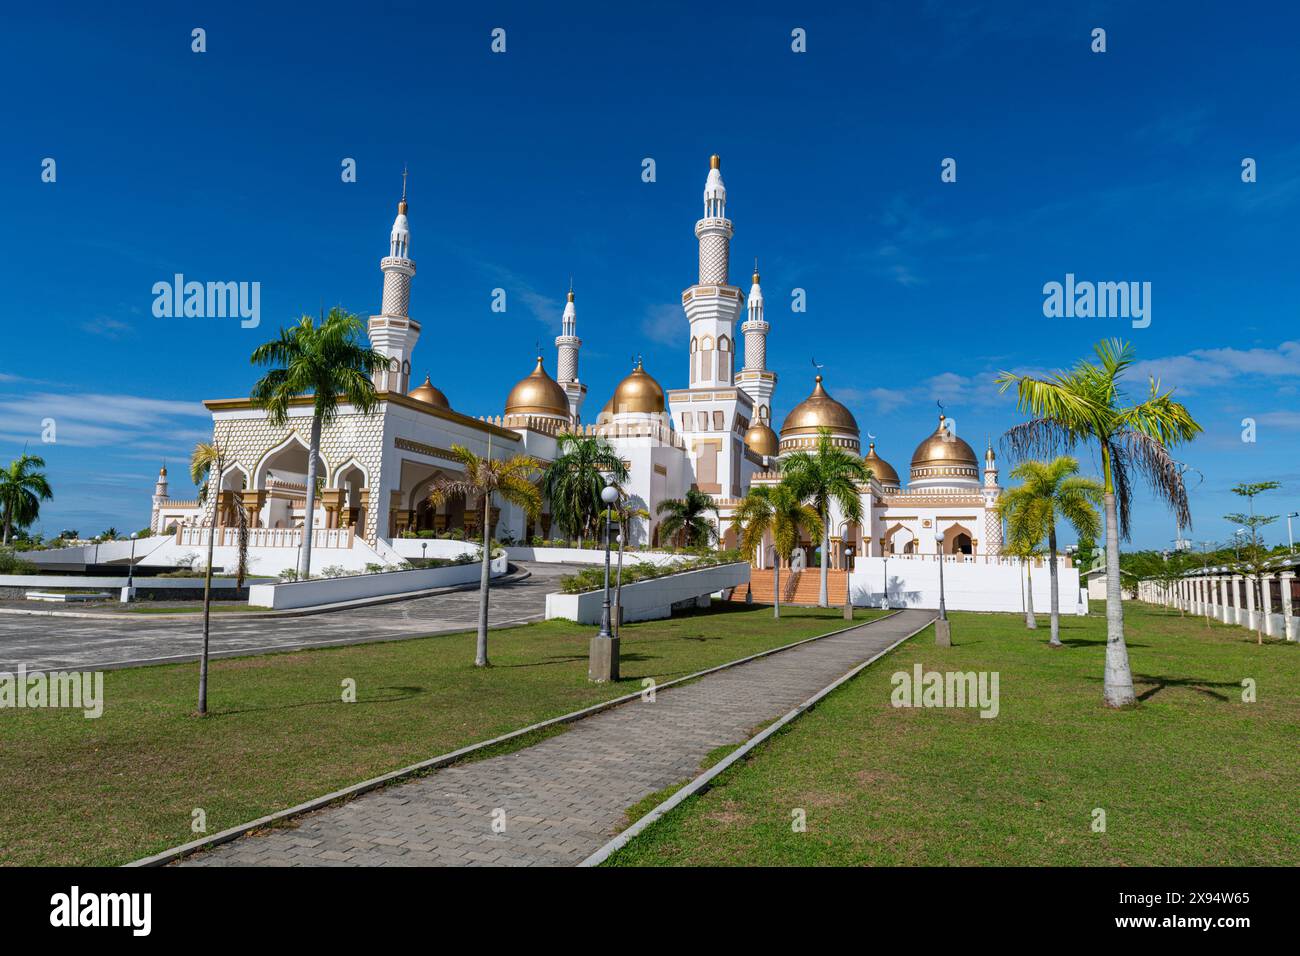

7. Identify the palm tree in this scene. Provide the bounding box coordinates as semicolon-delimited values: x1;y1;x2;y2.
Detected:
101;527;120;541
541;433;628;546
429;446;541;666
607;494;650;636
656;488;720;549
781;427;872;607
998;457;1103;646
191;441;220;503
250;307;387;577
0;454;52;545
998;491;1048;630
997;339;1201;706
731;481;824;619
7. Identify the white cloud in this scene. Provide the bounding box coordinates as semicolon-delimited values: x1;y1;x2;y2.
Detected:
640;302;682;346
0;391;209;448
1128;341;1300;394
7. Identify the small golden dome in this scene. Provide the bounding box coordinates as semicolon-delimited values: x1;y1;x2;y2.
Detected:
744;421;779;457
710;154;721;170
863;442;900;488
779;375;859;438
505;356;570;418
608;358;665;415
408;375;450;408
910;415;978;468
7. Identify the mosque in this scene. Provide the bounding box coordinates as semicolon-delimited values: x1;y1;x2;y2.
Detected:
150;156;1004;572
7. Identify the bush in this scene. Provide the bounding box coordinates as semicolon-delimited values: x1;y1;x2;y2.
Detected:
0;549;36;574
320;565;349;578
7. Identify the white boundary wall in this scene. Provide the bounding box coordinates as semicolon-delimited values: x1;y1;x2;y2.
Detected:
850;556;1084;615
506;546;683;567
545;562;749;624
248;553;507;610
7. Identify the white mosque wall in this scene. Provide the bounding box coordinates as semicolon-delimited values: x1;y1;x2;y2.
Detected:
142;533;391;577
850;556;1083;615
388;537;479;560
248;555;506;610
504;546;682;566
545;561;750;624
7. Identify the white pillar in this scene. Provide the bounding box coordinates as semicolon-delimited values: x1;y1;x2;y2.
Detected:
1219;576;1230;623
1261;574;1276;637
1245;575;1257;630
1281;571;1296;641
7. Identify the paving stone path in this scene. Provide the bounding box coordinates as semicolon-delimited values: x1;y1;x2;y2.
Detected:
179;609;933;867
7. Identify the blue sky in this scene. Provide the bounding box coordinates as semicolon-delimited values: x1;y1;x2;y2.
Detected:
3;1;1298;547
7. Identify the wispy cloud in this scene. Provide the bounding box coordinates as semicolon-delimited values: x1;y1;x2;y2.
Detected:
640;302;682;346
80;316;137;339
1128;340;1300;394
0;391;209;448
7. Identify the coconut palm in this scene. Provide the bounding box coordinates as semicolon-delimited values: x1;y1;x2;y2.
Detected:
998;491;1049;630
429;446;541;666
780;427;872;607
0;454;52;545
996;339;1201;706
250;307;387;577
656;488;720;549
731;481;824;619
191;442;220;504
541;433;628;547
998;457;1103;646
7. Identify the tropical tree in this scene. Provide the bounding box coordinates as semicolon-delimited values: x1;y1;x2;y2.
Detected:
731;481;824;619
998;491;1048;630
191;441;220;503
1224;480;1281;643
541;433;628;547
997;339;1202;706
0;454;53;545
781;427;872;607
656;488;720;549
997;457;1102;646
101;527;120;541
429;446;541;666
603;491;650;636
250;307;387;577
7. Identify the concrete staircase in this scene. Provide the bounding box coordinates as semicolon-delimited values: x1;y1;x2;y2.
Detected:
731;567;849;606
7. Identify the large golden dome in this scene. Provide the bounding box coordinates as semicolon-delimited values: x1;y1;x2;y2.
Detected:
863;441;900;489
607;359;665;415
910;415;979;483
744;421;779;457
779;375;859;438
408;375;450;409
505;356;570;418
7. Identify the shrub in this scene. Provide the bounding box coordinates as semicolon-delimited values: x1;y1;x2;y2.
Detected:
557;549;744;594
320;565;349;578
0;549;35;574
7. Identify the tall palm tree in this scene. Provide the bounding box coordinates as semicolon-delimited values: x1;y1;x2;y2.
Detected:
656;488;720;548
731;481;823;619
430;446;541;667
997;339;1201;706
998;491;1048;630
999;457;1103;646
250;307;387;577
541;433;627;546
0;454;52;545
781;427;872;607
191;441;220;504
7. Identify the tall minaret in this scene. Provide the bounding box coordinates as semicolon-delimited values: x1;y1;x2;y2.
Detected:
367;171;421;393
150;464;169;534
982;440;1003;556
683;155;743;387
736;260;777;426
554;284;586;423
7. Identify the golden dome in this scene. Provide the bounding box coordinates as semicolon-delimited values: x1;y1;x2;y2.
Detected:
779;375;859;438
910;415;980;483
710;154;721;170
744;421;779;457
408;375;450;409
608;359;665;415
505;356;570;418
863;442;900;488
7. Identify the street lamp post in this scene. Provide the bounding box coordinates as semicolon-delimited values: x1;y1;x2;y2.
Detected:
588;482;621;682
840;520;855;620
934;530;951;646
1288;512;1298;554
421;541;427;564
122;531;139;603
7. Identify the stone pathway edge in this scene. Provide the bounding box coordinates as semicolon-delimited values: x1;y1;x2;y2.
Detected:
578;611;936;867
126;608;903;868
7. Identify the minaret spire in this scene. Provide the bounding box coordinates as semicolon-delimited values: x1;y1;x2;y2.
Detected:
367;171;420;392
555;280;586;424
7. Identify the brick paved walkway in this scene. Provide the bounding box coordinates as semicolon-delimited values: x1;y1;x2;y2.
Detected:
179;609;932;867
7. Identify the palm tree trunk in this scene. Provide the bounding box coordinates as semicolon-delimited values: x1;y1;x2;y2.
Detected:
1;509;10;546
199;467;219;716
1048;527;1061;646
614;516;625;637
819;517;830;608
476;494;492;667
299;415;323;578
1102;491;1136;706
1025;559;1037;628
774;557;781;620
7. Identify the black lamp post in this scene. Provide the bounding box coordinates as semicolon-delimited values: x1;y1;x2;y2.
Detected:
128;532;138;589
588;482;621;681
934;530;951;646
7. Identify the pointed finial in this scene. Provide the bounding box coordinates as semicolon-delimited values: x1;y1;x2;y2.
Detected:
398;166;409;214
710;154;721;170
753;257;760;284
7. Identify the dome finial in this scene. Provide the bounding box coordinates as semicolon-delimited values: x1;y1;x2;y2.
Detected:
710;154;721;170
753;257;760;284
398;165;409;214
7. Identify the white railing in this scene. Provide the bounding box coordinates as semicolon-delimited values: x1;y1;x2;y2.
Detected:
861;553;1071;568
175;526;356;549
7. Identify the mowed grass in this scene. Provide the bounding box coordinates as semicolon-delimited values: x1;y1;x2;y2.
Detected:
0;602;880;866
607;603;1299;866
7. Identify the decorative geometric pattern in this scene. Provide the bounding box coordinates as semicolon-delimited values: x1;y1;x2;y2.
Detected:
698;234;729;285
382;272;411;316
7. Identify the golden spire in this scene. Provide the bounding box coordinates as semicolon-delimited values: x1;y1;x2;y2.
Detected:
567;275;574;303
398;165;408;215
753;257;760;284
710;154;721;170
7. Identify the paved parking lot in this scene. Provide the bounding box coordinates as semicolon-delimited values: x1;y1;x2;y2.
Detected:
0;563;577;671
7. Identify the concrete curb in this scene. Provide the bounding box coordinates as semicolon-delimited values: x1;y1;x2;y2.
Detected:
0;568;531;621
577;612;936;867
126;608;900;867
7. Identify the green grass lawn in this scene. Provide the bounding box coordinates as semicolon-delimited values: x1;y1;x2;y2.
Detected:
0;602;879;866
607;603;1299;866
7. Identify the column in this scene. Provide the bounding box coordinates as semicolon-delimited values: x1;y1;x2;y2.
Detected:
1281;571;1296;641
1261;574;1276;637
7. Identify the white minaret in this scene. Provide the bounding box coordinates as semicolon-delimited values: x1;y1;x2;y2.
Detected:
736;260;777;427
554;285;586;423
367;171;420;393
982;440;1003;556
683;155;743;387
150;464;169;534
